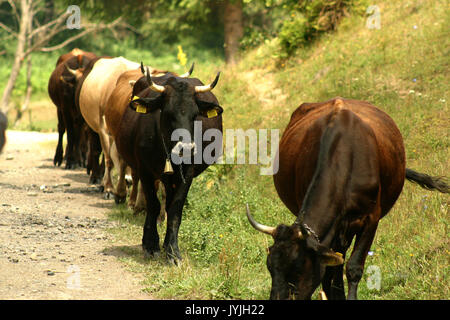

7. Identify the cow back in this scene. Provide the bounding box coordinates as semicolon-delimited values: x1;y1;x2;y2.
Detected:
78;57;140;132
274;98;405;218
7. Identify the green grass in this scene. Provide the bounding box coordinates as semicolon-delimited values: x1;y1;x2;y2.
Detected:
104;0;448;300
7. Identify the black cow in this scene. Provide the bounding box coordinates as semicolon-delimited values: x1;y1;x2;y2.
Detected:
108;65;223;263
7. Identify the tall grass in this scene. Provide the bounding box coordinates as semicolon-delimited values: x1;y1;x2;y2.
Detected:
106;1;448;300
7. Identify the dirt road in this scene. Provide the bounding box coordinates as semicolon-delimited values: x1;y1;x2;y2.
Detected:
0;130;150;300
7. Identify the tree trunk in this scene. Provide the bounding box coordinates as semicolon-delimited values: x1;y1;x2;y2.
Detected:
0;0;31;113
16;3;34;124
224;0;243;66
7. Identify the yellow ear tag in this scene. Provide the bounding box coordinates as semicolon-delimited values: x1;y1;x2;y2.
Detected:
206;109;218;118
131;96;147;113
136;104;147;114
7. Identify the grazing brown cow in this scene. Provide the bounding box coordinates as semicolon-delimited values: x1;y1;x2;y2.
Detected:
48;48;96;168
247;97;449;300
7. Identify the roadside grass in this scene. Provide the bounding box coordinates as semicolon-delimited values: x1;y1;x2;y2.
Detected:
106;0;448;300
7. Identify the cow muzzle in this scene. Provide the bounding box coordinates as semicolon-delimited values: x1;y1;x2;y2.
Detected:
171;141;197;159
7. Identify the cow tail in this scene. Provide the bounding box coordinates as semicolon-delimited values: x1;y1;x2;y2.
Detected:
405;168;449;194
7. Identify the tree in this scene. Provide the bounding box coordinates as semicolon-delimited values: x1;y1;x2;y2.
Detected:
224;0;243;65
0;0;122;113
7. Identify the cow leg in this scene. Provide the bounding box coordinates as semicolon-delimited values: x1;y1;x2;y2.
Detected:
62;107;77;169
71;115;85;168
322;239;348;300
346;218;379;300
87;130;103;185
140;175;161;258
322;264;346;300
135;181;147;214
128;170;139;209
98;127;114;199
54;108;65;166
156;181;166;225
163;166;194;264
113;152;128;204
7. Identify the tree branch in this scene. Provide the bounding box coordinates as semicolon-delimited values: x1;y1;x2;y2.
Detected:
27;11;70;40
7;0;20;23
40;17;123;52
0;21;18;37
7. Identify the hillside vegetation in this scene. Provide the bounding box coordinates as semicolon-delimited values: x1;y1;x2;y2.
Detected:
1;0;448;299
107;0;449;300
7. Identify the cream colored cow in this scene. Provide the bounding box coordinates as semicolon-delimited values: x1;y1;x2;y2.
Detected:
78;57;140;198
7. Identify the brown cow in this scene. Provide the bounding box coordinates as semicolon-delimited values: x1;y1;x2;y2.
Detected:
104;64;172;204
48;48;96;169
247;97;449;300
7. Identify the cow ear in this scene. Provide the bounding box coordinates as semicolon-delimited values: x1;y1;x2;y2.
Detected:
197;100;223;118
129;95;163;114
305;236;344;266
60;75;75;87
318;250;344;266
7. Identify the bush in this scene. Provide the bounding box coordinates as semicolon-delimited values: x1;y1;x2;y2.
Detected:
279;13;310;54
278;0;368;54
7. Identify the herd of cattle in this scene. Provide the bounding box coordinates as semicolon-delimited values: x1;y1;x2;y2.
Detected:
1;48;448;299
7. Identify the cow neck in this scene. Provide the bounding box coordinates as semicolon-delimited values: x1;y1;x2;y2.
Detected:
158;120;187;184
294;124;350;246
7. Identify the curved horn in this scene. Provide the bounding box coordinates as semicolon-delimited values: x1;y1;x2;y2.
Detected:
179;62;195;78
146;66;165;93
246;203;276;236
65;63;77;76
195;71;220;93
140;62;145;75
294;210;307;239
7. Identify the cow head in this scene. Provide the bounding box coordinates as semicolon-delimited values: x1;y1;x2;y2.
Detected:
61;62;85;87
130;64;223;161
246;204;344;299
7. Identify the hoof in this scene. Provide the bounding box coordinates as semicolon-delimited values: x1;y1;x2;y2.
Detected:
125;175;133;187
133;205;146;215
103;191;114;200
114;194;127;204
166;252;182;266
142;246;161;260
65;161;79;170
89;176;101;185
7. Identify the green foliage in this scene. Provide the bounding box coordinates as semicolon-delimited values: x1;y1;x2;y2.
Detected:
278;12;310;53
278;0;368;54
106;0;449;300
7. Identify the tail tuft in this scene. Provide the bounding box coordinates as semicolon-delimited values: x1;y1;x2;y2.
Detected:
406;168;449;194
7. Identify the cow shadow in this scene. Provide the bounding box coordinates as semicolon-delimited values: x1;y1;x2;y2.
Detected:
62;172;91;184
101;244;148;265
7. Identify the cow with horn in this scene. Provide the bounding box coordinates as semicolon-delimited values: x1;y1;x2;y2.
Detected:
247;97;449;300
105;62;223;264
